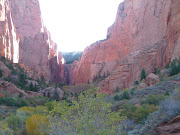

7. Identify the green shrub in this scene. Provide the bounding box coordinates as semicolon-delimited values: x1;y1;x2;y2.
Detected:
170;58;180;76
171;59;177;68
155;67;161;75
134;104;157;123
114;95;120;101
19;93;24;98
4;77;11;82
165;91;169;96
119;104;157;123
6;115;22;131
165;63;170;69
0;121;13;135
130;88;135;95
44;88;126;135
170;64;178;76
120;90;130;100
54;89;60;101
29;82;33;91
45;101;55;112
0;97;17;106
47;91;50;98
0;70;3;78
140;68;147;81
141;95;165;106
116;87;120;93
134;81;139;86
119;104;137;120
128;97;180;135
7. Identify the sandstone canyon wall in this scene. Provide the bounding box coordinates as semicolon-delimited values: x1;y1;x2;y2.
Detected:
68;0;180;93
0;0;65;82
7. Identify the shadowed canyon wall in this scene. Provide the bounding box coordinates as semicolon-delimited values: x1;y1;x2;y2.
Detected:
0;0;66;82
68;0;180;93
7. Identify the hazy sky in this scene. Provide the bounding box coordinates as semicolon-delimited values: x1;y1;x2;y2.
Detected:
39;0;124;52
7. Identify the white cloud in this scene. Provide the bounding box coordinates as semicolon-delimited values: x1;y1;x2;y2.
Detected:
39;0;124;52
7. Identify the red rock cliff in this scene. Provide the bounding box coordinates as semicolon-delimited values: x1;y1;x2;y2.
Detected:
68;0;180;93
0;0;65;82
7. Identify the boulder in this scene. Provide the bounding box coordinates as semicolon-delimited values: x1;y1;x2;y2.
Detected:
40;87;64;101
138;83;148;89
157;116;180;135
146;73;160;86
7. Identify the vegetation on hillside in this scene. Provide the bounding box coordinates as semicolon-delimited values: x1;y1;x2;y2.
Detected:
62;51;82;64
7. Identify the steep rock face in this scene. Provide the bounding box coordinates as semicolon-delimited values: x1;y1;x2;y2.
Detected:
68;0;180;93
0;0;65;82
49;52;67;83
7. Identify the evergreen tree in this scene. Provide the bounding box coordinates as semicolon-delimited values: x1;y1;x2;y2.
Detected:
29;82;33;91
48;91;51;98
33;84;38;92
140;68;146;81
54;89;60;101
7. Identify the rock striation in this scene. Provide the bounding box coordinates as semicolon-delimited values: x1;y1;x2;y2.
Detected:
68;0;180;93
157;115;180;135
0;0;66;83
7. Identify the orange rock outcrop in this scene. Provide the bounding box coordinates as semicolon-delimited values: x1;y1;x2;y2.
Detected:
68;0;180;93
0;0;66;83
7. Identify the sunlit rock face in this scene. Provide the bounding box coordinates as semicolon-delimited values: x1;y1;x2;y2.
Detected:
0;0;19;62
69;0;180;93
0;0;66;82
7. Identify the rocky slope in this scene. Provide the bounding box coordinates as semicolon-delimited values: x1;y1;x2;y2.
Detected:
0;0;65;82
68;0;180;93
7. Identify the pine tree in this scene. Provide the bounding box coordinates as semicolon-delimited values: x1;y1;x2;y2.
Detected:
48;91;51;98
29;82;34;91
140;68;146;81
54;89;60;101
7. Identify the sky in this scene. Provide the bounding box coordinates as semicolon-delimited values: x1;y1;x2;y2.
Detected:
39;0;124;52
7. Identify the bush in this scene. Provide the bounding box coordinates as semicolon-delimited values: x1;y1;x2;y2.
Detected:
0;121;13;135
0;97;17;106
140;68;146;81
170;64;178;76
140;95;165;106
6;115;22;131
119;104;157;123
120;90;130;100
165;63;170;69
43;88;126;135
54;89;60;101
19;93;24;98
0;70;3;77
26;114;49;135
128;92;180;135
134;104;157;123
116;87;120;93
114;95;120;101
119;104;138;120
0;97;27;107
4;77;11;82
134;81;139;86
170;58;180;76
45;101;55;112
18;107;36;115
